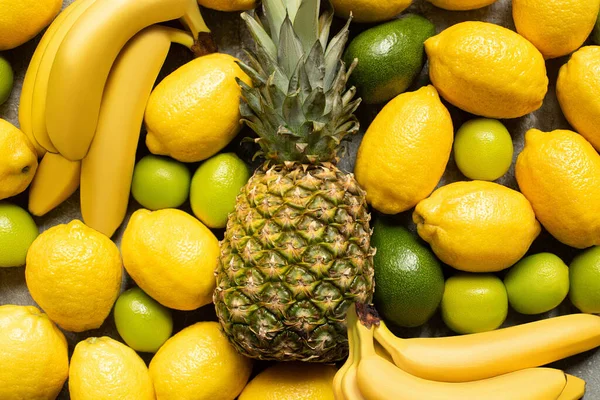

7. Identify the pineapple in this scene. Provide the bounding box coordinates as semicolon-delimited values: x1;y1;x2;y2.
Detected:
214;0;375;363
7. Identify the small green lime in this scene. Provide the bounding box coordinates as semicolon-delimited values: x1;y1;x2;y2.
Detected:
371;218;445;328
569;246;600;313
114;287;173;353
190;153;250;229
453;118;513;181
441;273;508;334
0;202;38;267
0;56;13;106
504;253;569;315
131;155;191;210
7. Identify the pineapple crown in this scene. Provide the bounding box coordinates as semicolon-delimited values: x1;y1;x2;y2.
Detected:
237;0;361;165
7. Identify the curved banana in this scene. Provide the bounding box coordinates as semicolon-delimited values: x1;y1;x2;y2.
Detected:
29;0;98;154
352;307;568;400
80;26;195;238
46;0;211;161
374;314;600;383
558;375;586;400
340;310;366;400
19;0;82;157
29;153;81;217
333;327;356;400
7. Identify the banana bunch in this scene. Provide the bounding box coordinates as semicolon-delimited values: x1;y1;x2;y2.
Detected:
21;0;213;237
334;304;592;400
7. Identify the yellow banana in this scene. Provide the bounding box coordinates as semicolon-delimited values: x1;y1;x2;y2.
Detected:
374;314;600;383
333;322;356;400
351;306;569;400
558;375;586;400
18;0;83;157
46;0;211;161
29;153;81;217
80;26;195;238
340;310;366;400
29;0;99;154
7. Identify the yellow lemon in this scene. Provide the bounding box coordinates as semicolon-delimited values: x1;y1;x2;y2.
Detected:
413;181;541;272
121;208;219;310
426;0;498;11
145;53;251;163
0;118;38;200
239;363;337;400
557;46;600;151
513;0;600;59
25;220;122;332
150;322;253;400
331;0;412;23
355;85;453;214
516;129;600;249
69;337;155;400
0;305;69;400
198;0;256;11
0;0;62;50
425;21;548;119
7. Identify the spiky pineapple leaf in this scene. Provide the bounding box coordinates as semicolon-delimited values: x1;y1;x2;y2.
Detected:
285;0;302;21
278;17;304;77
294;0;320;53
318;11;333;50
305;41;325;90
324;17;351;90
242;13;277;60
262;0;286;45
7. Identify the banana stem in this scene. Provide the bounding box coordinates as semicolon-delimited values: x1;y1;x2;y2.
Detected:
180;0;218;57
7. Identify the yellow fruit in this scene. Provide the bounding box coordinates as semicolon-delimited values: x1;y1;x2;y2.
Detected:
0;118;38;200
150;321;252;400
516;129;600;249
69;337;155;400
0;0;62;50
331;0;412;23
426;0;497;10
425;21;548;119
145;53;251;163
240;363;337;400
198;0;256;11
557;46;600;151
355;85;453;214
25;220;123;332
513;0;600;59
0;305;69;400
413;181;540;272
121;208;219;310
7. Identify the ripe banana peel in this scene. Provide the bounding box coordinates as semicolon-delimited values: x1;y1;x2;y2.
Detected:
349;305;575;400
18;0;85;157
28;153;81;217
558;375;586;400
374;313;600;383
80;26;195;238
46;0;212;161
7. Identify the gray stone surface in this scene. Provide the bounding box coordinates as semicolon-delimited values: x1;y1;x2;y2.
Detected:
0;0;597;398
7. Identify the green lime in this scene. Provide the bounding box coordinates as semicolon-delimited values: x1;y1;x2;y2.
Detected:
190;153;250;229
504;253;569;315
114;287;173;353
0;202;38;267
371;218;445;328
569;246;600;313
131;155;191;210
453;118;513;181
0;56;13;106
441;273;508;334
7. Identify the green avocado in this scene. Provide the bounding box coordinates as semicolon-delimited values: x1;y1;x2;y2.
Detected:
344;14;435;104
371;218;445;328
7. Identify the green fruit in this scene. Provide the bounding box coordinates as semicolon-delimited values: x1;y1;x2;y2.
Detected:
569;246;600;313
504;253;569;315
593;13;600;45
453;118;514;181
114;287;173;353
190;153;250;229
0;56;13;106
344;14;435;104
0;202;38;267
371;218;444;328
441;273;508;334
131;155;191;211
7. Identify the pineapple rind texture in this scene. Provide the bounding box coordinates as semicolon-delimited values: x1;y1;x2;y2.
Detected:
214;162;375;362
